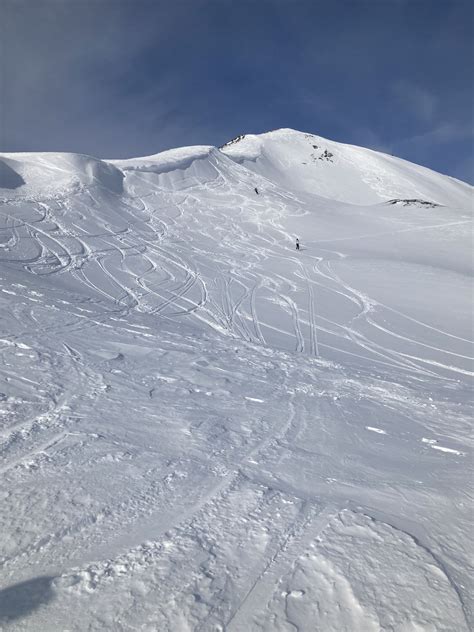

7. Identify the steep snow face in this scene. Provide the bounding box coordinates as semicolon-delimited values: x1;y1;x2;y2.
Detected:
0;131;472;631
111;145;250;192
221;128;472;208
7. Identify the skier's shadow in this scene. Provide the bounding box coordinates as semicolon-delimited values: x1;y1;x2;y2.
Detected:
0;576;55;624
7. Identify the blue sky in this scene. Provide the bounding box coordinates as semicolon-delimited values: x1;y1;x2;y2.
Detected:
2;0;473;182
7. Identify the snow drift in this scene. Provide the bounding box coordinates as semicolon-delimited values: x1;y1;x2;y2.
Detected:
0;152;124;198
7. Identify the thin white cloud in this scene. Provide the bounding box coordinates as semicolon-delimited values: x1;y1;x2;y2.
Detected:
395;122;474;150
390;80;438;123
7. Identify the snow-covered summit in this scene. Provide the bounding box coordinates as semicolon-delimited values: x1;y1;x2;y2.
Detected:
220;128;472;207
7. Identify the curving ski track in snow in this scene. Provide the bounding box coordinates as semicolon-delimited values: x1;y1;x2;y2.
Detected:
0;131;472;630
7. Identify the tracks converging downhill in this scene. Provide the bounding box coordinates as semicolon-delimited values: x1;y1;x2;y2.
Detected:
0;144;472;631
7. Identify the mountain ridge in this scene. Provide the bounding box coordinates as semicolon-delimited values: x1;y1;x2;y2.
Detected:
2;128;472;209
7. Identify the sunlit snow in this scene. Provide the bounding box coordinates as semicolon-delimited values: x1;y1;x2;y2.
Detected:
0;129;472;631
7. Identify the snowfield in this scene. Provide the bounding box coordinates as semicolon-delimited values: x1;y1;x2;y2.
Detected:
0;128;472;631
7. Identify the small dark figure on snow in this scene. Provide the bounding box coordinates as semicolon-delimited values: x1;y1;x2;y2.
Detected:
254;187;259;195
296;238;300;251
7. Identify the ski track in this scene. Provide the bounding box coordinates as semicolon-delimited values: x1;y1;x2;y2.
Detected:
6;192;466;375
0;141;472;631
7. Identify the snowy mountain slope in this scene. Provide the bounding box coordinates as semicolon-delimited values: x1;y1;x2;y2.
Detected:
0;131;472;631
221;128;473;208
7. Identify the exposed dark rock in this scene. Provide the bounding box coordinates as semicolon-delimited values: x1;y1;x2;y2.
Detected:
386;199;441;208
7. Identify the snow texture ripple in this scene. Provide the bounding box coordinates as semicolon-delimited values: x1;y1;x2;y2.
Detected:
0;129;472;631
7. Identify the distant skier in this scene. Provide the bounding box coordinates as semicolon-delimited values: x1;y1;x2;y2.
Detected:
254;187;259;195
296;238;300;251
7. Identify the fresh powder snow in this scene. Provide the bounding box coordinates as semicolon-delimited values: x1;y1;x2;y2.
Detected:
0;128;472;631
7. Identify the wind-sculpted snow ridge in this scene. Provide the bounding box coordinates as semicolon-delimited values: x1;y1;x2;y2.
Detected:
0;129;472;631
0;152;125;199
109;145;215;174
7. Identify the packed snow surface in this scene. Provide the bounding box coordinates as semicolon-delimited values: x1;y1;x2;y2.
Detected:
0;128;472;631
